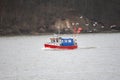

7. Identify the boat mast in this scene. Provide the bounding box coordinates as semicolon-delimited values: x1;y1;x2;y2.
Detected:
57;26;60;35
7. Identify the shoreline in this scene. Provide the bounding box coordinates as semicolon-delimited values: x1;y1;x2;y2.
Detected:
0;31;120;37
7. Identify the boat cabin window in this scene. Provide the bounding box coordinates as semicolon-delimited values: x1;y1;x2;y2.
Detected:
62;39;72;43
65;40;67;43
68;40;72;43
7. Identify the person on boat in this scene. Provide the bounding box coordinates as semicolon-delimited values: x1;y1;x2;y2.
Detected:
56;38;59;42
50;38;55;43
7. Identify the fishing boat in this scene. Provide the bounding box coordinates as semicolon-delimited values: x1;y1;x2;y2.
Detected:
44;27;82;50
44;36;78;50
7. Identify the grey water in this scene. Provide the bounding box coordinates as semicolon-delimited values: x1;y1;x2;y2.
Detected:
0;33;120;80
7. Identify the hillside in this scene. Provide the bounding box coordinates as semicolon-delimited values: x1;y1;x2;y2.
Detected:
0;0;120;35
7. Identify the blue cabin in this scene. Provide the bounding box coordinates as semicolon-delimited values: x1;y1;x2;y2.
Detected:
60;38;74;46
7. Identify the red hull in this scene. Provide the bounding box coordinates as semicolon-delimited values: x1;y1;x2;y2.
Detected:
44;44;77;50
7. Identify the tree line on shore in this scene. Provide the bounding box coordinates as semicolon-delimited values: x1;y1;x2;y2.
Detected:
0;0;120;35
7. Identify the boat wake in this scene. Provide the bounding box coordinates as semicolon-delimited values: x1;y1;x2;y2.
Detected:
41;47;63;51
41;47;53;50
78;46;96;49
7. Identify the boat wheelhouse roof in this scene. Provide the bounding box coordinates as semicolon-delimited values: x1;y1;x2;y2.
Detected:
61;37;74;40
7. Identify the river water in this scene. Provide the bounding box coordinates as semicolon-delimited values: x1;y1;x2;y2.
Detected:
0;33;120;80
